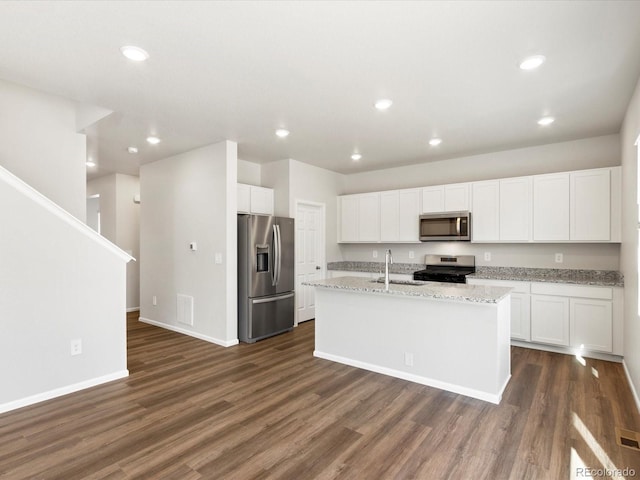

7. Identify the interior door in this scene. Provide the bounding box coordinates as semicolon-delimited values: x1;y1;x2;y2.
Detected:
295;202;325;323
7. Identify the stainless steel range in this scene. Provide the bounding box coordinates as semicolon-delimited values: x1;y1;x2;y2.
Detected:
413;255;476;284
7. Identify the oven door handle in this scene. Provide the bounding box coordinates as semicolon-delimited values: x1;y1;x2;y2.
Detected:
456;217;461;235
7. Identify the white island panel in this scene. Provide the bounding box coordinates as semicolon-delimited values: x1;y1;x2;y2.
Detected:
311;280;511;404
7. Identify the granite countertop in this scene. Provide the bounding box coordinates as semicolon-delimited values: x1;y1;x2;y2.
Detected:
327;261;424;275
469;266;624;287
327;261;624;287
304;276;512;304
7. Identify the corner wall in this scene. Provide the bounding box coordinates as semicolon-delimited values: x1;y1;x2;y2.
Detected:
0;78;87;220
621;75;640;412
139;141;238;345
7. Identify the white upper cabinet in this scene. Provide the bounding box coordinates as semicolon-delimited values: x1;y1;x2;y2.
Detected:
499;176;532;241
444;183;470;211
237;183;251;213
381;189;420;242
471;180;500;241
338;193;380;242
533;173;570;241
237;183;274;215
421;183;469;213
249;185;274;215
570;168;610;241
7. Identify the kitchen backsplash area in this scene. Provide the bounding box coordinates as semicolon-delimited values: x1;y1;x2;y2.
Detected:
338;242;620;271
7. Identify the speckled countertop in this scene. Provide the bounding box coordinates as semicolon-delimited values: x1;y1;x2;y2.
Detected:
326;261;624;287
304;276;512;304
327;261;424;275
469;266;624;287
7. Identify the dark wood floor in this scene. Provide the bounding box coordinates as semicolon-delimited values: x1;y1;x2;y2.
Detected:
1;312;640;479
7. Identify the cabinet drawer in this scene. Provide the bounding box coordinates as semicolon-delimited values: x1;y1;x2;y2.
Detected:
530;283;612;300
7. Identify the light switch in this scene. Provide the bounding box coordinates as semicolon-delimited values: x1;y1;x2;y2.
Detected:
189;242;197;251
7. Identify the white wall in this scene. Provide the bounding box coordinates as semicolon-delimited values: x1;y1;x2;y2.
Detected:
621;75;640;411
87;174;140;310
338;135;622;271
261;159;290;217
237;158;261;185
87;175;117;241
140;141;238;346
0;78;87;220
288;160;345;262
343;134;620;193
0;166;130;413
115;174;141;311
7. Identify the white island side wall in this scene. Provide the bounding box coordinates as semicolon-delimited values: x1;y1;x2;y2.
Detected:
313;288;511;404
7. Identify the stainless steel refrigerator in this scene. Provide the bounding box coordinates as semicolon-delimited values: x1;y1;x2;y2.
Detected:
237;214;295;343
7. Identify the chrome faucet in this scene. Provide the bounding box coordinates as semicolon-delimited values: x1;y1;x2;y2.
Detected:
384;249;393;289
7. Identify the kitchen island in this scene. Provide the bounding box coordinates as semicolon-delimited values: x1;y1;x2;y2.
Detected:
304;276;512;404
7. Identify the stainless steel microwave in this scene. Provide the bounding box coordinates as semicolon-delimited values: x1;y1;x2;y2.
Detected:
419;211;471;241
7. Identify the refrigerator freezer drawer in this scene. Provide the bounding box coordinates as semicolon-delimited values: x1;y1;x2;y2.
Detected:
240;292;295;343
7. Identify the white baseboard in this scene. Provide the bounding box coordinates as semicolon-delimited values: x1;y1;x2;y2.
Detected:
622;360;640;415
126;306;140;313
313;350;505;405
510;340;623;363
139;317;239;347
0;370;129;415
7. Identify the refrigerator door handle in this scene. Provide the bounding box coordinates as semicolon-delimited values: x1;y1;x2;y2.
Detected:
271;225;278;286
251;292;294;304
275;224;282;286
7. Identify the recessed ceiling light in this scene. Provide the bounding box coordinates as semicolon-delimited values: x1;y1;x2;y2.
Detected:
429;138;442;146
275;129;290;138
537;116;555;126
120;46;149;62
86;160;96;167
146;136;161;144
519;55;546;71
127;146;139;154
374;99;393;111
351;153;362;161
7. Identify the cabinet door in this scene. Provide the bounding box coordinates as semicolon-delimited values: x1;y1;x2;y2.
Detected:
380;191;400;242
570;298;613;353
237;183;251;213
358;193;380;242
250;186;274;215
471;180;500;241
421;186;445;213
533;173;569;241
510;292;531;341
339;195;359;242
444;183;470;212
398;189;420;241
500;177;531;241
570;169;610;241
531;295;570;346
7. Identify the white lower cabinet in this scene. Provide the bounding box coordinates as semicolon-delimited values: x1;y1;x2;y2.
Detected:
468;278;621;356
467;278;530;341
530;295;570;346
570;298;612;352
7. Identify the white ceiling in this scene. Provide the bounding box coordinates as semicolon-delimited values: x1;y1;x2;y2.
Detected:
1;1;640;180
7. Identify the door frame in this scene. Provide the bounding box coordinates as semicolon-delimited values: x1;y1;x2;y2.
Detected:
294;199;326;326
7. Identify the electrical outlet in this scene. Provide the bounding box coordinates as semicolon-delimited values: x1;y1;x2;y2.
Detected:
404;352;414;367
152;295;157;306
484;252;491;262
408;251;415;259
555;253;563;263
70;339;82;356
215;253;223;264
372;250;378;259
189;242;197;251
